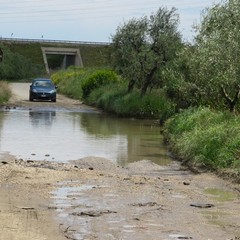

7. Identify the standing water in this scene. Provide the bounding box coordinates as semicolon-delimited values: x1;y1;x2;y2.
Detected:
0;107;171;166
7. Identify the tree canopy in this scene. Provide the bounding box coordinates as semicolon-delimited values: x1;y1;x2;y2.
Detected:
190;0;240;112
111;7;182;96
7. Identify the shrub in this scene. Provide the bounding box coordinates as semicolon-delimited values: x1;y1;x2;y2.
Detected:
81;69;118;99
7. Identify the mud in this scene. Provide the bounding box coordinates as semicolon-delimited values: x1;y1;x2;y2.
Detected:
1;156;240;240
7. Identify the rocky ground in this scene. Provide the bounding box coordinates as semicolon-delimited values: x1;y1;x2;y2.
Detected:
0;83;240;240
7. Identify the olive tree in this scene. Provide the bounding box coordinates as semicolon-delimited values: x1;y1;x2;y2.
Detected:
191;0;240;112
161;44;200;109
111;7;182;96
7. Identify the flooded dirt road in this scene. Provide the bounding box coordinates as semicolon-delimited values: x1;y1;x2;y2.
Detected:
0;83;240;240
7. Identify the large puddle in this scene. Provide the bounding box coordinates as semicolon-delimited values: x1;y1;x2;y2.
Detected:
0;107;171;166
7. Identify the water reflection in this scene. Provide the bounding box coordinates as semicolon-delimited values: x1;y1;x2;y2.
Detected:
29;110;56;126
0;108;171;166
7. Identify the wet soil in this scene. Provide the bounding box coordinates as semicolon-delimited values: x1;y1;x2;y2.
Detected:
0;83;240;240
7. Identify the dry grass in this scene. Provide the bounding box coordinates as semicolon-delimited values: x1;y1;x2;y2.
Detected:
0;81;11;103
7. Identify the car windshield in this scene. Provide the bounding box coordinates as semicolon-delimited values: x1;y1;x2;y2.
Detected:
33;81;53;87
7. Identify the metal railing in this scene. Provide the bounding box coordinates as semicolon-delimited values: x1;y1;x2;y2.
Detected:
0;37;111;46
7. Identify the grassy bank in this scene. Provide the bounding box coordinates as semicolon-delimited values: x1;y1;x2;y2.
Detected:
87;84;175;120
51;67;175;121
163;107;240;181
0;81;11;104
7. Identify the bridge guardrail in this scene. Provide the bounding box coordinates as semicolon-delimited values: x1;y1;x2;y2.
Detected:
0;37;111;46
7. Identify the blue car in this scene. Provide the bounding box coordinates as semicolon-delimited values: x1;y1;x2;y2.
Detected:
29;78;57;102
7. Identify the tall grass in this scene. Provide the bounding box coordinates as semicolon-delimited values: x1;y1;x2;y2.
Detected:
164;107;240;170
0;81;11;103
87;85;175;121
51;67;97;100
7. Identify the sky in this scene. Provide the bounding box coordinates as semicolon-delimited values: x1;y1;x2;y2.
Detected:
0;0;219;43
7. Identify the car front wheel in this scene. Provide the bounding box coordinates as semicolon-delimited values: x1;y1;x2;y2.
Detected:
29;94;33;101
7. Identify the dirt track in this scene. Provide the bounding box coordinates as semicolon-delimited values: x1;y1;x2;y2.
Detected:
0;83;240;240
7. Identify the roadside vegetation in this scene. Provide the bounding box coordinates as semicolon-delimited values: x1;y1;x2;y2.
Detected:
51;67;175;120
1;1;240;177
163;0;240;177
0;43;44;80
164;108;240;171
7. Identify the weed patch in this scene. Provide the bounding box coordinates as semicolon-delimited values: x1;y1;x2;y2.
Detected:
164;107;240;171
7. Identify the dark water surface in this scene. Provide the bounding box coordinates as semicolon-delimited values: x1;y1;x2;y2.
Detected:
0;107;171;166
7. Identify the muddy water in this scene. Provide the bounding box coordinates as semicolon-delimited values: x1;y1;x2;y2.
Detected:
0;107;170;166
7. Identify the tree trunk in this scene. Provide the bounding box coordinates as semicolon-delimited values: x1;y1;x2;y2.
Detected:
128;79;135;93
220;85;240;113
140;66;157;96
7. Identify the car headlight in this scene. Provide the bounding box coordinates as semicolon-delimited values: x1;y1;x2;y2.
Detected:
49;90;56;94
32;89;38;93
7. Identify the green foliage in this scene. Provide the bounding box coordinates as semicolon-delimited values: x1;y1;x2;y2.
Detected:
87;82;128;112
164;107;240;169
0;44;43;80
0;81;11;103
52;66;175;121
51;67;85;85
51;67;119;100
190;0;240;112
161;45;202;109
51;67;95;99
114;91;175;120
87;84;175;121
111;7;183;96
81;69;119;99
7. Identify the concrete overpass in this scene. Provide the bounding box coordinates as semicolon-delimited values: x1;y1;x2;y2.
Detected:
0;37;110;71
0;37;110;46
41;47;83;74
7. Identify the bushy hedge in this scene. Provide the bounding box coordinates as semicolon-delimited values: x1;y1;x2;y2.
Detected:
164;107;240;170
81;69;118;99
